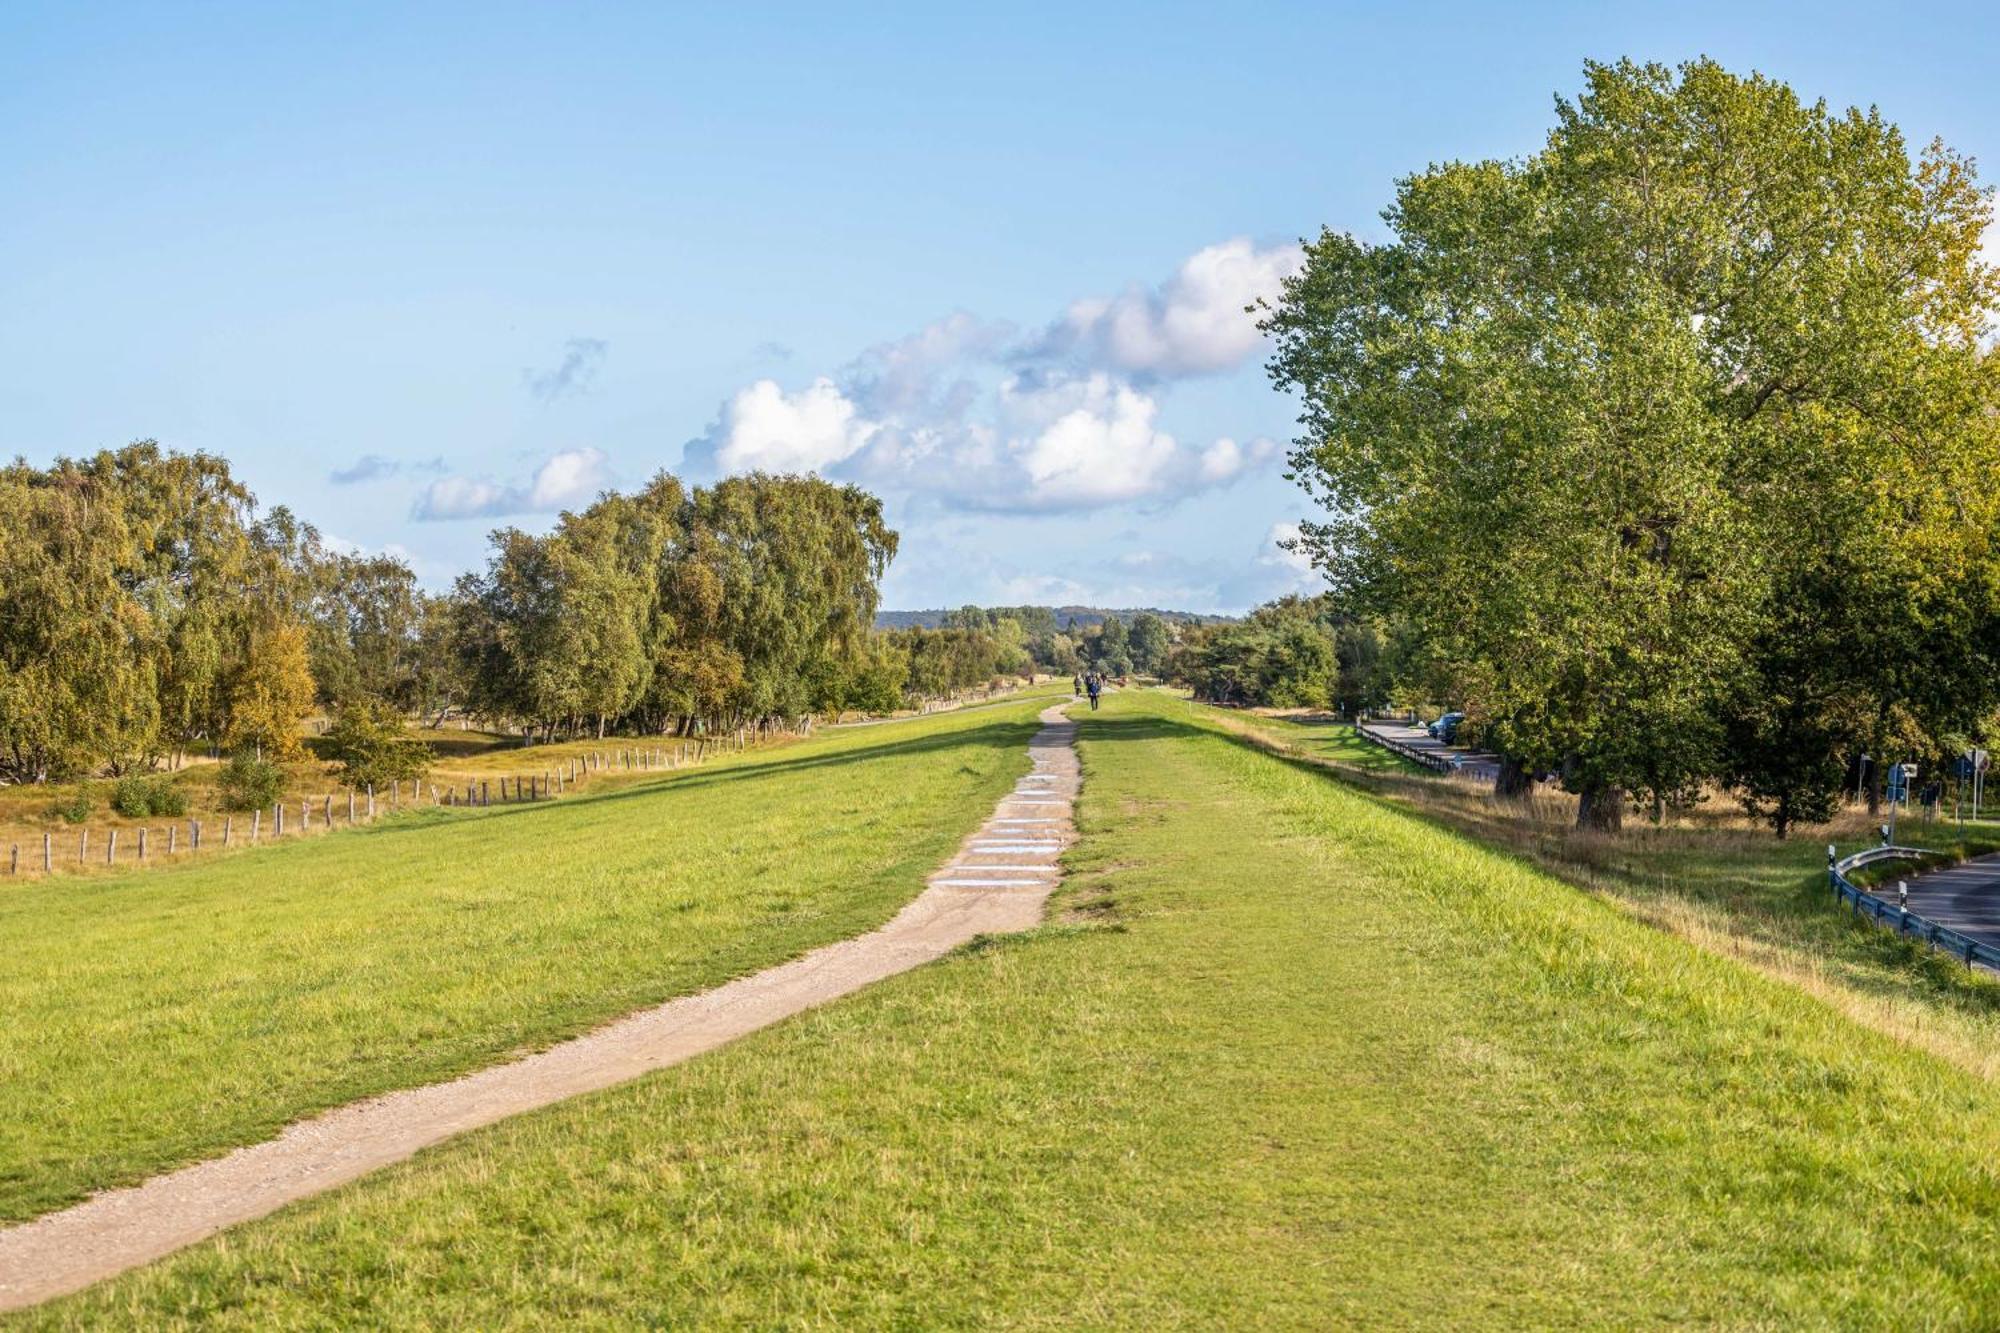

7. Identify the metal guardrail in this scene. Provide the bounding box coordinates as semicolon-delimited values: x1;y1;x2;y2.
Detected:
1828;844;2000;971
1353;723;1453;774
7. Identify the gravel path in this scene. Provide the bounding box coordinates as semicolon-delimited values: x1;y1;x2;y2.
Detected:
0;702;1081;1313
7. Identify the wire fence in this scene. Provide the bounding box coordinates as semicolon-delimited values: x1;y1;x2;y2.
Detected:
1828;844;2000;972
4;733;768;882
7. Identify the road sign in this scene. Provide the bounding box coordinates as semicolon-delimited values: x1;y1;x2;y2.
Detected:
1888;763;1915;803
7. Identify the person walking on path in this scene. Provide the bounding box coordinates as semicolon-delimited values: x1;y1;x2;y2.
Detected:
1073;673;1083;697
1086;673;1102;711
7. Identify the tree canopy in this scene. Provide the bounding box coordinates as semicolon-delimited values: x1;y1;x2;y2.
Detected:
1265;58;2000;832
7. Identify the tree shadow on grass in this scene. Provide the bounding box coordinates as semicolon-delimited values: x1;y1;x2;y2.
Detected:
338;717;1047;842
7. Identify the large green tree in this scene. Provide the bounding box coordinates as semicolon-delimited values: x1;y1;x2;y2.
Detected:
1266;58;2000;832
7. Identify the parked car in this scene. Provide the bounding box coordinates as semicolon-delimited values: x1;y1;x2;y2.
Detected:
1428;712;1465;741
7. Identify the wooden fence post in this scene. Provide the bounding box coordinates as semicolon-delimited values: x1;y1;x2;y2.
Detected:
224;816;233;847
192;820;201;851
275;804;284;836
251;810;260;842
324;795;333;825
168;825;177;855
349;790;356;822
106;830;116;865
79;830;88;865
481;780;489;806
139;828;148;861
8;844;16;875
44;833;52;872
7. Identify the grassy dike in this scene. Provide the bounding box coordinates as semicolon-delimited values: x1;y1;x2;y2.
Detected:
29;689;2000;1327
1221;706;2000;1079
0;694;1055;1224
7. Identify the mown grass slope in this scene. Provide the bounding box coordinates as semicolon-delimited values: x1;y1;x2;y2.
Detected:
32;690;2000;1326
1222;705;2000;1078
0;694;1053;1223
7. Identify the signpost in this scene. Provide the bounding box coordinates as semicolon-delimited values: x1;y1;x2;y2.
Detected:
1887;761;1917;845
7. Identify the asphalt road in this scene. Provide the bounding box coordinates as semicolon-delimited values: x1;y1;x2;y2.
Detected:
1885;852;2000;946
1364;721;1502;782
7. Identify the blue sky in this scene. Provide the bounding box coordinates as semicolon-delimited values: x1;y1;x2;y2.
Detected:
4;2;1996;611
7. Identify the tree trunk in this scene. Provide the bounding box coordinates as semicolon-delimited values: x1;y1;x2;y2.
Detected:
1774;794;1792;841
1575;782;1623;832
1495;756;1535;801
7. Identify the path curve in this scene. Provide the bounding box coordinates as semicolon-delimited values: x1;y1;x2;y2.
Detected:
0;702;1081;1312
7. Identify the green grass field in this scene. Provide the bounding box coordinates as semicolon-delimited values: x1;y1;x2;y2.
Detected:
0;693;1057;1224
32;689;2000;1327
1222;704;2000;1078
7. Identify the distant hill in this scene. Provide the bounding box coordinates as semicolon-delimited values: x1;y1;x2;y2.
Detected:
875;606;1236;630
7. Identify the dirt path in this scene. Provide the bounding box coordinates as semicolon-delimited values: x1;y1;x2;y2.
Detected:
0;702;1081;1313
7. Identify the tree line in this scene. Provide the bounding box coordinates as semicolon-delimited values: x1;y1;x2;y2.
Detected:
1259;58;2000;835
0;444;899;783
1171;596;1393;713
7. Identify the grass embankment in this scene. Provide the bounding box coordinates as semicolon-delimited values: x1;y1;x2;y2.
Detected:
1219;704;2000;1076
0;694;1057;1224
1;680;1047;883
1241;706;1437;774
33;690;2000;1326
0;721;796;884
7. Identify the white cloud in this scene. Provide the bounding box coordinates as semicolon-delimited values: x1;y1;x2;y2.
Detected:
848;312;1012;419
413;447;612;521
694;368;1277;514
683;239;1293;513
526;447;612;509
524;338;607;402
710;377;879;474
997;573;1094;604
1017;380;1180;508
1038;237;1305;378
1257;520;1320;591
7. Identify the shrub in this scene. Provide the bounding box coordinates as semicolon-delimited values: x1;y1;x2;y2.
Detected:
50;790;92;825
218;753;286;812
111;775;189;818
149;781;190;817
322;702;432;791
111;777;153;819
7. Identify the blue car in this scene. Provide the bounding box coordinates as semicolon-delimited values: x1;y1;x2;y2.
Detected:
1427;711;1465;741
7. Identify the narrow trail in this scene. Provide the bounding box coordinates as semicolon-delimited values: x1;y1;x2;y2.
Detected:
0;701;1082;1313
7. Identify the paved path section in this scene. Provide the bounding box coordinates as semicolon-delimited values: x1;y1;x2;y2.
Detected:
1361;721;1502;781
0;703;1081;1313
1882;851;2000;952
